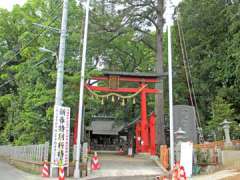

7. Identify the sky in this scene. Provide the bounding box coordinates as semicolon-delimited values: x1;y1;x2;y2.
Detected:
0;0;181;30
0;0;182;11
0;0;26;10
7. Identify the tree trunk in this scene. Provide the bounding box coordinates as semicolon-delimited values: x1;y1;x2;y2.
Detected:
155;0;166;147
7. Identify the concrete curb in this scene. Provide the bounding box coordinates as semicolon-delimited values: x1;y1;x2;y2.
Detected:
151;155;169;174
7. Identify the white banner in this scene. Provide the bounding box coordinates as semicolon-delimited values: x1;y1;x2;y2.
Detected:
180;142;193;177
52;105;70;167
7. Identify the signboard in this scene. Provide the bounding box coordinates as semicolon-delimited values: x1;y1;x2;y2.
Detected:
52;105;70;167
109;75;119;89
180;142;193;177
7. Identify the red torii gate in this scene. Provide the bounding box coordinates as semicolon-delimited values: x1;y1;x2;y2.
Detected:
74;71;164;155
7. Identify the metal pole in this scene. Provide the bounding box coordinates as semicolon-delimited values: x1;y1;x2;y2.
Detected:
55;0;68;106
168;24;174;170
50;0;68;176
74;0;90;178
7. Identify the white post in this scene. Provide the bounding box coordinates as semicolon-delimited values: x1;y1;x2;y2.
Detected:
50;0;69;176
74;0;90;178
168;23;174;170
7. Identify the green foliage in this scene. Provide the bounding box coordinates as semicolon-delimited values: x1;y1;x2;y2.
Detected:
0;0;157;145
1;0;240;145
176;0;240;139
204;96;235;139
195;149;210;164
0;0;84;144
210;96;234;127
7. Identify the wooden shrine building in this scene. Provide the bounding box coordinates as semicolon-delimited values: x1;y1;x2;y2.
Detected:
85;116;127;151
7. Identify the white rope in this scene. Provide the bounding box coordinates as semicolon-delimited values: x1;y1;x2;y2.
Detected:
86;84;148;99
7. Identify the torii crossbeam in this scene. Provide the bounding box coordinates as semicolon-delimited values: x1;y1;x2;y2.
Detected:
75;71;165;154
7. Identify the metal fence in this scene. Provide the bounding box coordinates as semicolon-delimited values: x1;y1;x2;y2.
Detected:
0;142;49;163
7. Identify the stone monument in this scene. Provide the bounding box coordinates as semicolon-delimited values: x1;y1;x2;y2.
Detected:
173;105;198;144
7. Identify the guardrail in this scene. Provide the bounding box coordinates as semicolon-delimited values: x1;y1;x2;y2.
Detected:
0;142;49;163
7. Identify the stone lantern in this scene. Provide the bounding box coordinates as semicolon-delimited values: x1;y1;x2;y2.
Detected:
175;127;187;144
220;119;232;147
174;127;187;161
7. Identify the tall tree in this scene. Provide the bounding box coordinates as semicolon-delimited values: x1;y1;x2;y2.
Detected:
155;0;166;146
0;0;158;144
111;0;166;145
0;0;85;144
176;0;240;137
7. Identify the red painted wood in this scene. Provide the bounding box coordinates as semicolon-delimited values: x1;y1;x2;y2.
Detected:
83;75;160;155
86;85;159;94
140;83;149;152
73;112;78;145
91;76;159;83
149;112;156;155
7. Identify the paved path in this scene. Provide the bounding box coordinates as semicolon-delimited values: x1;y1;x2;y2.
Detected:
84;153;165;179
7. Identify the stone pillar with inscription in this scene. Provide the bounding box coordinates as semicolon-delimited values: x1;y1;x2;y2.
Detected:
173;105;198;144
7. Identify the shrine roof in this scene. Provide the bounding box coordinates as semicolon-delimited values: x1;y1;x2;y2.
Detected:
102;71;167;78
86;119;125;135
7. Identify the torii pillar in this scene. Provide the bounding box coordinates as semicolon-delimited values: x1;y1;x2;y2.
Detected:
140;83;149;152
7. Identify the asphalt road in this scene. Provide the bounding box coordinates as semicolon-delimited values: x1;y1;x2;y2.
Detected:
0;160;36;180
0;160;68;180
